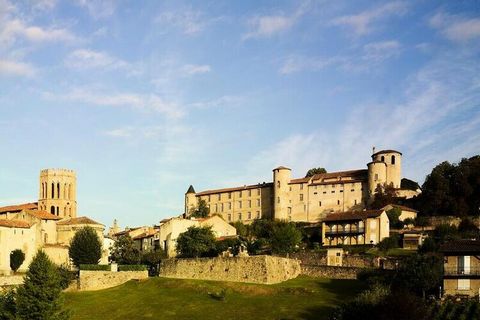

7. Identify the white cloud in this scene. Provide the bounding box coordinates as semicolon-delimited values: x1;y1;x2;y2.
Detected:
331;1;408;36
189;95;244;109
243;2;309;40
0;19;77;46
0;59;36;77
75;0;116;19
279;55;340;74
362;40;401;62
32;0;57;11
156;8;208;35
42;88;185;119
429;12;480;42
181;64;211;76
64;49;128;70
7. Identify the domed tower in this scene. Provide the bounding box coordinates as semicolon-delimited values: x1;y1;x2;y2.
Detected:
371;149;402;189
273;166;291;220
38;169;77;218
184;185;197;217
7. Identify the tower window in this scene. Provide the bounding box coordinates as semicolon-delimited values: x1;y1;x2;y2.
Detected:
319;201;322;206
57;183;60;199
277;181;280;188
50;206;55;214
374;174;378;181
381;156;385;162
391;155;396;164
51;183;54;198
337;200;340;205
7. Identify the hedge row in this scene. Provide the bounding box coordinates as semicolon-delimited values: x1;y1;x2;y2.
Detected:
118;265;147;271
79;264;110;271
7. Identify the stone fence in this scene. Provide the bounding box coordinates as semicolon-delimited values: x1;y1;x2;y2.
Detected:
75;270;148;291
159;255;301;284
301;265;363;280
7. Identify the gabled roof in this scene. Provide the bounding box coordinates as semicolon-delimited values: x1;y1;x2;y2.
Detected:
382;204;418;213
440;240;480;254
322;209;385;222
195;182;273;196
0;202;38;214
25;209;62;220
132;230;157;240
0;219;32;229
186;185;196;194
57;216;104;226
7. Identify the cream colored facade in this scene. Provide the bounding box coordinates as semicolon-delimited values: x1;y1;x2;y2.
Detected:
157;216;237;257
0;169;105;274
321;210;390;246
186;149;416;223
38;169;77;218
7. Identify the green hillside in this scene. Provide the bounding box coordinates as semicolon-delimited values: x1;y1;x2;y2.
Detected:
65;276;364;320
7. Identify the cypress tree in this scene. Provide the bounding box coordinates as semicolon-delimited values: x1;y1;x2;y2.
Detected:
69;226;102;267
16;250;70;320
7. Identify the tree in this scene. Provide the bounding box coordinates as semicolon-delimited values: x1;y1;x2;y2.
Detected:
68;226;102;267
176;226;216;258
393;254;442;298
270;221;302;255
305;167;327;178
377;235;399;252
386;208;404;229
16;250;70;320
110;235;141;265
191;199;210;218
414;216;429;230
10;249;25;272
0;289;16;320
458;217;479;239
141;250;165;276
369;183;397;209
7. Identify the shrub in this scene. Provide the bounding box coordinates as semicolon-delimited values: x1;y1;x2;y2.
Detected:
79;264;111;271
69;226;102;267
57;264;76;290
141;251;165;276
176;226;216;258
16;250;70;320
118;265;146;271
418;237;437;254
110;235;141;265
10;249;25;272
377;235;400;252
215;237;241;256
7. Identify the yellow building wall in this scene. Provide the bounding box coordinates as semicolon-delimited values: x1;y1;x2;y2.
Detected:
0;225;37;274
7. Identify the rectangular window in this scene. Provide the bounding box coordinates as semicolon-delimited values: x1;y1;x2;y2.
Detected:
208;195;211;202
239;191;242;198
323;191;327;194
351;189;355;192
331;191;335;194
248;212;252;219
228;202;232;210
257;199;260;206
277;197;280;204
248;189;252;197
257;189;261;196
220;203;224;212
238;213;242;220
300;194;304;201
228;214;232;221
374;174;378;181
288;207;292;214
319;201;322;206
228;192;232;199
248;200;251;208
337;200;340;205
300;184;304;190
214;204;217;213
314;192;317;195
304;204;306;212
458;279;470;290
256;211;260;218
238;201;242;209
354;200;357;205
340;190;343;193
218;194;221;201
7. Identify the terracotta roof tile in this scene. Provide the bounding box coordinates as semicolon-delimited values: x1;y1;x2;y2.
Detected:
322;209;384;222
57;216;104;226
25;209;62;220
0;202;38;214
440;240;480;254
196;183;273;196
311;169;368;182
0;219;32;229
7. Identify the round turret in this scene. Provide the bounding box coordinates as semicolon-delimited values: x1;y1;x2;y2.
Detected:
273;166;291;220
367;161;387;195
371;150;402;188
38;169;77;218
184;185;197;217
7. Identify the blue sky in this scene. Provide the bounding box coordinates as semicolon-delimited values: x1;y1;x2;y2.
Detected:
1;0;479;228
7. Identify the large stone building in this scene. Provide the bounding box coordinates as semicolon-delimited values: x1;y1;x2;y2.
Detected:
0;169;105;274
185;149;418;223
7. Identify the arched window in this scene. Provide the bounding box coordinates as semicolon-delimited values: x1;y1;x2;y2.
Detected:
51;183;55;198
56;206;59;216
57;183;60;199
64;184;67;199
50;206;55;214
68;184;71;199
391;155;396;164
381;156;385;162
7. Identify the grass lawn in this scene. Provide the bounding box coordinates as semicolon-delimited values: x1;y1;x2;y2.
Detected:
64;276;365;320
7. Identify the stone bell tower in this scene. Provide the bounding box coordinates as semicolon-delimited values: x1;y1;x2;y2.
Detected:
38;169;77;218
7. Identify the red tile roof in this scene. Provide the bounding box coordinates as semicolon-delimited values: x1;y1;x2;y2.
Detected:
322;209;384;222
57;216;104;226
195;183;273;196
0;219;32;229
310;169;368;184
25;209;62;220
0;202;38;214
288;177;311;184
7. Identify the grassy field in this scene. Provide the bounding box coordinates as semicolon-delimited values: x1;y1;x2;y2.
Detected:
64;276;365;320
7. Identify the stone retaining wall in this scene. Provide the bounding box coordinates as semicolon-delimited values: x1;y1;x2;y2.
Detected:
77;270;148;291
0;275;24;290
159;255;301;284
301;265;364;279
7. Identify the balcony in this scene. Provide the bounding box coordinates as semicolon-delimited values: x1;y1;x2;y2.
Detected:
444;267;480;278
325;228;365;236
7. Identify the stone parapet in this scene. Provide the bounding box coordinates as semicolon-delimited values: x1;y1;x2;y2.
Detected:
159;255;301;284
